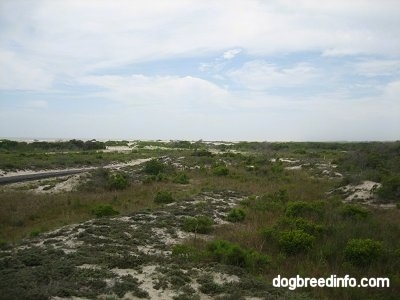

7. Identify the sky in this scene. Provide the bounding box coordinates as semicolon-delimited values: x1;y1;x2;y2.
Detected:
0;0;399;141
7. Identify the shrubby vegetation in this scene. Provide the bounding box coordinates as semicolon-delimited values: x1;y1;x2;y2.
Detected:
107;172;129;190
92;204;119;218
0;139;106;152
340;204;369;219
143;159;165;175
154;191;175;204
344;238;384;267
183;215;213;234
1;140;400;299
277;229;315;255
173;172;189;184
226;208;246;222
207;239;270;271
213;165;229;176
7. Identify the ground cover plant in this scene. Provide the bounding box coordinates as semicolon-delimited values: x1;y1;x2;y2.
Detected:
0;140;399;299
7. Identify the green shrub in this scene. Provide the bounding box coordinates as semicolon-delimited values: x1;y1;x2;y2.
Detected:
143;159;165;175
207;239;270;270
260;227;276;241
293;218;325;235
173;172;189;184
183;215;213;234
154;191;175;204
172;244;200;260
245;192;288;212
378;176;400;201
344;238;384;267
0;239;9;250
226;208;246;222
285;201;324;218
213;165;229;176
30;228;42;237
207;239;247;267
277;217;325;235
192;150;213;157
277;230;315;255
143;175;156;184
340;204;369;219
107;172;129;190
92;204;119;218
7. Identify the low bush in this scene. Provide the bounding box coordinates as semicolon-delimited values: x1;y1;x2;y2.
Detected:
207;239;270;271
213;166;229;176
378;176;400;201
154;191;175;204
285;201;324;219
244;193;287;212
344;238;384;267
143;159;165;175
260;227;276;242
340;204;369;219
107;172;129;190
172;244;201;260
226;208;246;222
277;229;315;255
173;172;189;184
92;204;119;218
183;215;213;234
277;217;325;235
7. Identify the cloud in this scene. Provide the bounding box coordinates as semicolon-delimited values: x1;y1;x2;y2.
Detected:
80;74;230;109
0;0;399;141
228;60;318;90
0;50;53;90
25;100;48;109
383;80;400;101
222;49;242;60
355;59;400;77
1;0;399;80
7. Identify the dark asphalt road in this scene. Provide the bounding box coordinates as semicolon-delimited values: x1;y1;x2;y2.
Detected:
0;169;92;185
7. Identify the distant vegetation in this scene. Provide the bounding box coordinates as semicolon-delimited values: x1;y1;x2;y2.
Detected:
0;139;106;152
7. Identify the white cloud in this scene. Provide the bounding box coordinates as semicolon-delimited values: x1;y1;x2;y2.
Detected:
383;80;400;101
25;100;48;109
80;74;230;109
355;60;400;77
228;60;318;90
0;0;399;141
1;0;399;80
0;50;53;90
222;49;242;60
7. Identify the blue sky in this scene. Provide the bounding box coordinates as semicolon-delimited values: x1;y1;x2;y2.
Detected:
0;0;399;141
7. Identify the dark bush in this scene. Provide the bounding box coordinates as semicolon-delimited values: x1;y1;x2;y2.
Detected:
92;204;119;218
154;191;175;204
285;201;324;218
183;215;213;234
277;229;315;255
226;208;246;222
340;204;369;219
143;159;165;175
173;172;189;184
213;165;229;176
107;172;129;190
378;176;400;201
207;239;270;270
192;150;213;157
277;217;325;235
344;238;384;267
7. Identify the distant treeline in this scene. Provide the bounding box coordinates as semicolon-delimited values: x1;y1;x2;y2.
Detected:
219;140;400;153
0;139;106;152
